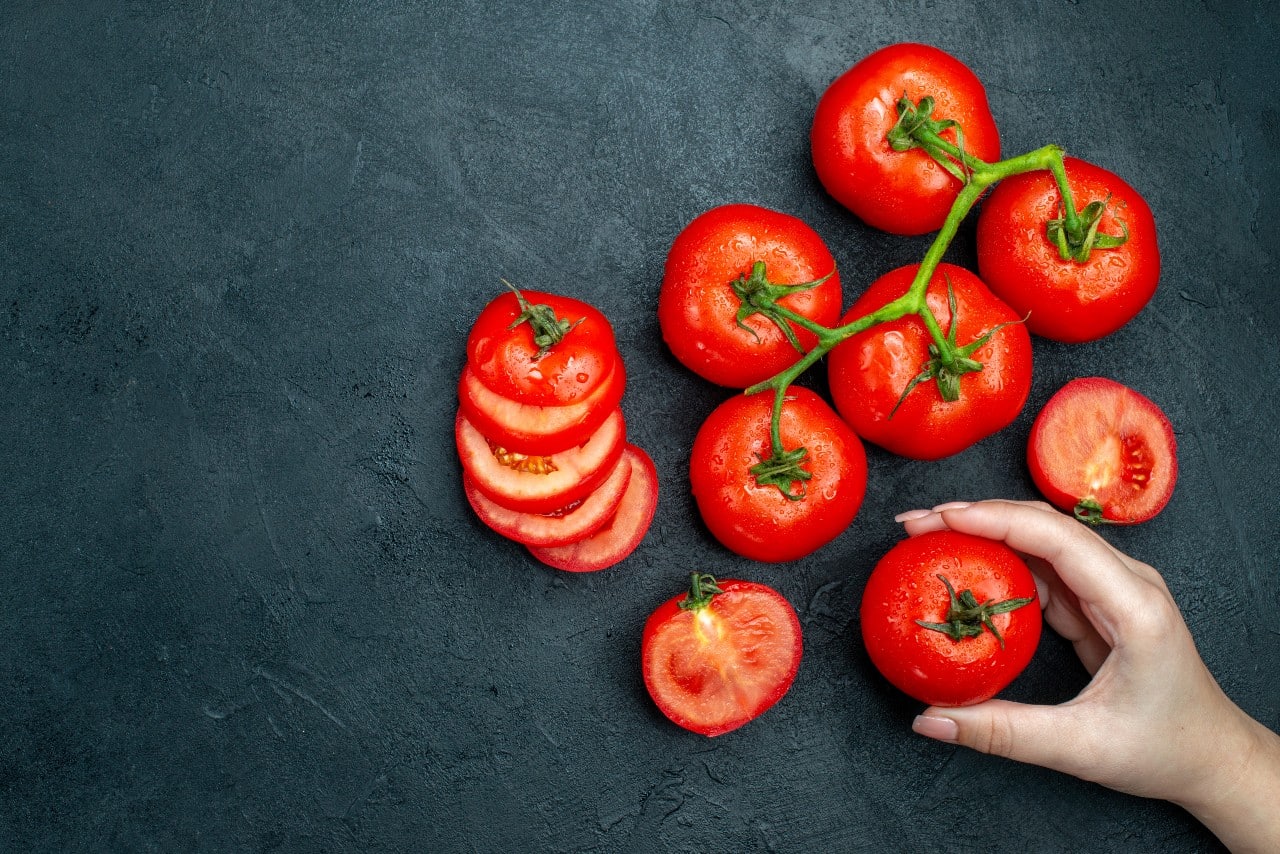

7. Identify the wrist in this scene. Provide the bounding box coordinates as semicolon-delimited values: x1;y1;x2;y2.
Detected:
1175;711;1280;853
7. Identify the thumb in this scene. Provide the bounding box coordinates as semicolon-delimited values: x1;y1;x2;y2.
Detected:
913;700;1092;774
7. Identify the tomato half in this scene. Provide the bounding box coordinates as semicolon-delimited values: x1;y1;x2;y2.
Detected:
658;204;842;388
811;43;1000;235
861;530;1041;707
455;408;625;514
463;450;632;547
977;158;1160;343
527;445;658;572
689;386;866;563
466;287;619;406
827;263;1032;460
1028;377;1177;524
642;575;802;737
457;359;626;456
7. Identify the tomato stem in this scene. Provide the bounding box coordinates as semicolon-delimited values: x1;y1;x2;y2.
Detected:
503;279;583;360
914;574;1035;649
679;572;724;611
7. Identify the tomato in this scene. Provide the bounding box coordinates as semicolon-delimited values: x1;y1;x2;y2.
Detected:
455;408;625;515
689;386;866;563
466;286;619;406
658;204;842;388
1028;377;1177;524
977;158;1160;343
811;43;1000;235
463;450;632;547
457;359;626;456
827;263;1032;460
642;574;802;737
527;445;658;572
861;530;1041;707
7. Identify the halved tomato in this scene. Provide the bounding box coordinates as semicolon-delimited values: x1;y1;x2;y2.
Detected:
1028;376;1177;524
456;408;626;514
527;445;658;572
463;450;632;547
457;359;626;456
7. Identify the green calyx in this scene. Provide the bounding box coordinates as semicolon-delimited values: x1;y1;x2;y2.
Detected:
1073;497;1117;526
504;279;582;360
749;445;812;502
915;574;1035;650
730;261;834;355
1046;194;1129;262
887;94;976;184
678;572;724;612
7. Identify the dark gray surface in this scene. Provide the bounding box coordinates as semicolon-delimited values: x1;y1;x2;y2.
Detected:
3;1;1276;851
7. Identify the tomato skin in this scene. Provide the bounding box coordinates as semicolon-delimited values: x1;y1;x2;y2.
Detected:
1028;377;1177;524
861;530;1041;707
689;387;866;563
811;43;1000;235
466;289;619;406
827;263;1032;460
642;579;802;737
658;204;842;388
977;158;1160;343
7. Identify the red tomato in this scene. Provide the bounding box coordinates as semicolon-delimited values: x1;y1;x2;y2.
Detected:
527;445;658;572
642;574;802;736
1028;377;1177;524
811;43;1000;235
658;204;842;388
689;387;866;563
463;450;632;547
977;158;1160;343
457;359;626;456
861;530;1041;707
466;286;619;406
827;263;1032;460
455;408;625;515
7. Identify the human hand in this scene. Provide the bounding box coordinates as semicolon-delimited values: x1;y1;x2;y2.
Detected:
893;500;1280;853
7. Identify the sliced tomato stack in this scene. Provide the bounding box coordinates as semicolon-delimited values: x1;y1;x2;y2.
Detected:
456;284;659;572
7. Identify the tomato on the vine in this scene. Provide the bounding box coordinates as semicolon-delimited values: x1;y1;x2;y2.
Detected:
861;530;1041;707
658;203;842;388
977;158;1160;343
689;386;866;563
1028;377;1177;524
642;573;802;737
811;43;1000;235
827;263;1032;460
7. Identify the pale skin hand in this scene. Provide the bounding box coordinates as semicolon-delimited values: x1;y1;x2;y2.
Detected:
893;499;1280;854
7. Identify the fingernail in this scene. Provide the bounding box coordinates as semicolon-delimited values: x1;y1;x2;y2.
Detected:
912;714;959;743
931;501;971;513
894;508;933;523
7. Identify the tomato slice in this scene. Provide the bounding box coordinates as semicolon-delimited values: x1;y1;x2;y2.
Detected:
457;361;626;457
527;445;658;572
456;408;625;514
641;578;802;737
463;450;632;547
1028;377;1177;524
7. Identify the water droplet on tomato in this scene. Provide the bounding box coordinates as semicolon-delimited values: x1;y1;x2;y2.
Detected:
528;367;543;380
575;372;589;383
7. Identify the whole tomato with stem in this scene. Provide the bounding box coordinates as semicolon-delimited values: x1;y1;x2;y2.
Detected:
658;203;843;388
811;43;1001;235
861;530;1041;707
689;386;867;563
826;263;1032;460
977;157;1160;342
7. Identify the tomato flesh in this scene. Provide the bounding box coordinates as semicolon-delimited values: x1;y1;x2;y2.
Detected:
642;579;802;737
527;445;658;572
463;450;632;547
1028;377;1177;523
457;360;626;456
455;408;625;514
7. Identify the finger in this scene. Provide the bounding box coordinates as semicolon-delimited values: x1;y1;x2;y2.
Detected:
912;699;1099;778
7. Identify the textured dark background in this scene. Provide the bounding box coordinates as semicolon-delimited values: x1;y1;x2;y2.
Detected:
3;1;1277;851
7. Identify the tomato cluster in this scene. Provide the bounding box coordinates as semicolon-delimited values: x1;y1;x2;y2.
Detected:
457;285;658;572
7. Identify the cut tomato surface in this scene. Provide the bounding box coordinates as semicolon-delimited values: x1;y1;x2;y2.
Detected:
1028;377;1177;524
463;450;632;547
455;408;625;514
527;445;658;572
457;360;626;456
641;577;802;737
